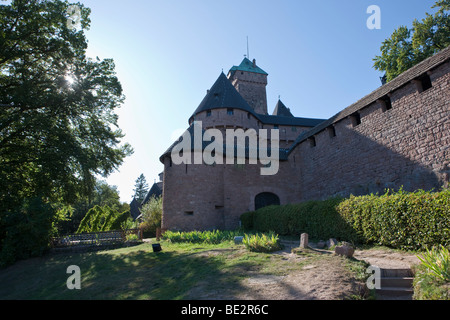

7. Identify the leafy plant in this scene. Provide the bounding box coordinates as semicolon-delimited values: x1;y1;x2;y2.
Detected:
242;233;282;253
417;245;450;282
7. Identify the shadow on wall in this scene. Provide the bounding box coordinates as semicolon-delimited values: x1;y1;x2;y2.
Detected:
296;122;448;201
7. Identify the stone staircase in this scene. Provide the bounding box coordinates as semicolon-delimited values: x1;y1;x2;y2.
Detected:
376;268;415;300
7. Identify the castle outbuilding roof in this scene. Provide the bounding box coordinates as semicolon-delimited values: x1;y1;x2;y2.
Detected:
190;72;255;122
272;100;294;117
228;57;268;77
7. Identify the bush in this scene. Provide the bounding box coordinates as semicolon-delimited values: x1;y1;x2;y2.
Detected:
139;196;162;237
241;188;449;251
241;198;357;241
0;197;60;267
338;188;450;250
242;233;282;253
76;205;131;233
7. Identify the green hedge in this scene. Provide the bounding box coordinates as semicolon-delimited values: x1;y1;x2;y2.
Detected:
240;188;450;250
338;189;450;250
241;197;358;241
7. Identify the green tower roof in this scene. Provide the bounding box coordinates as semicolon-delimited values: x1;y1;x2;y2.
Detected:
228;57;268;76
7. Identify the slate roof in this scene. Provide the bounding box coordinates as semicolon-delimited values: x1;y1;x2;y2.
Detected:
272;100;294;117
129;198;141;220
287;45;450;155
228;57;268;76
190;72;255;121
142;182;163;205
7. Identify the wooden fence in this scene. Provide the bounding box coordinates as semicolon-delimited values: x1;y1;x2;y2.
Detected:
51;229;142;248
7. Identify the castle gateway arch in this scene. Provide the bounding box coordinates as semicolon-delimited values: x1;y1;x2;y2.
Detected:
254;192;280;210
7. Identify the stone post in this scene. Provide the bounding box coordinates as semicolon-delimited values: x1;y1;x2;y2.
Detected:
300;233;309;249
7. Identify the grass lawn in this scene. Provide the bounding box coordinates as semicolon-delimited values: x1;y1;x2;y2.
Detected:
0;239;368;300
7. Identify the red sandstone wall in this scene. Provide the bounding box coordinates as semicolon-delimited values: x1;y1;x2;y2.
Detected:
292;60;449;201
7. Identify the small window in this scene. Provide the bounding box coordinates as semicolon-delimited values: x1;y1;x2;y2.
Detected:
328;126;336;138
185;211;194;216
309;136;316;148
227;108;234;115
418;74;432;93
206;110;212;117
379;95;392;112
350;112;361;127
273;125;279;129
247;112;251;119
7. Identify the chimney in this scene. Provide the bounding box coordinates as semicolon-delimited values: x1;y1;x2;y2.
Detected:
252;59;256;68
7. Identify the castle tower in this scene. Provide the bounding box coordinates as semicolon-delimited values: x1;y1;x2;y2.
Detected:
227;58;268;115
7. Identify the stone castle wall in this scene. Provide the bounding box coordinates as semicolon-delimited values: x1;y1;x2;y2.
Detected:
161;49;450;231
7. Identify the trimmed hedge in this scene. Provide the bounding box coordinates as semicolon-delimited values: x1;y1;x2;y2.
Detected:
338;188;450;250
240;188;450;250
240;197;358;242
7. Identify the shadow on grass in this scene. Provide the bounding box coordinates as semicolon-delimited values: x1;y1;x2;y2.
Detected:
0;243;254;300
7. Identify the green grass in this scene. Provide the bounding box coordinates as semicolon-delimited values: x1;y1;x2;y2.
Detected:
0;239;367;300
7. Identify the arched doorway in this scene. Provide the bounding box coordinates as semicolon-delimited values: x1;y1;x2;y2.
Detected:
255;192;280;210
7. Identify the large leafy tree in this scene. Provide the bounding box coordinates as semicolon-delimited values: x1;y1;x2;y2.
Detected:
0;0;133;211
373;0;450;82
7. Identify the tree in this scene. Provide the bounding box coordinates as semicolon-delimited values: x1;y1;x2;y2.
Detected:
139;196;162;237
133;174;149;203
373;0;450;82
0;0;133;211
0;0;132;265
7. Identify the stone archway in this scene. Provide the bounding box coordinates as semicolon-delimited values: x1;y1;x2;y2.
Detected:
254;192;280;210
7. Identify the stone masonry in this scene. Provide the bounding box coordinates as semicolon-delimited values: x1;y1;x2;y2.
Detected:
159;47;450;231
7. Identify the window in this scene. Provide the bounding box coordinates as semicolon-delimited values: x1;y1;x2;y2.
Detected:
227;108;234;115
379;95;392;112
273;125;279;129
309;136;316;147
417;74;432;93
206;110;212;117
350;112;361;127
291;127;297;132
247;112;251;119
328;126;336;138
185;211;194;216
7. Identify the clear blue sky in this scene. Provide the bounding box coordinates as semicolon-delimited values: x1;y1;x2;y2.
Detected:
78;0;438;202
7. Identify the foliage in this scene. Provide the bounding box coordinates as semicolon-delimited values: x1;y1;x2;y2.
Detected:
76;205;131;233
242;233;282;253
241;188;449;251
373;0;450;82
133;174;149;203
0;0;132;214
414;245;450;300
417;245;450;282
338;188;450;250
0;197;63;267
241;198;356;241
162;230;243;245
139;196;162;236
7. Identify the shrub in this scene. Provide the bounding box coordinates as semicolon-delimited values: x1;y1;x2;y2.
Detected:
76;205;131;233
241;197;357;241
242;233;282;253
139;196;162;237
338;188;450;250
0;197;60;267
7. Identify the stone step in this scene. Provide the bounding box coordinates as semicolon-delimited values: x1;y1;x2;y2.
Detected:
380;277;414;288
380;268;414;277
376;286;414;296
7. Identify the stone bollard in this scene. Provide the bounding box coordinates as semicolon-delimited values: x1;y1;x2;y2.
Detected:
300;233;309;249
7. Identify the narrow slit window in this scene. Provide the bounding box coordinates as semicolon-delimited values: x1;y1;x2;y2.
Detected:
309;136;316;148
351;112;361;127
379;95;392;112
419;74;432;92
185;211;194;216
328;126;336;138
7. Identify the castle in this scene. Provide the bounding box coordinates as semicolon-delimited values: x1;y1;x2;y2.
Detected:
158;47;450;232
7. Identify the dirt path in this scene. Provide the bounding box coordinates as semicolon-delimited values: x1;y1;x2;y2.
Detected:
353;248;421;269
